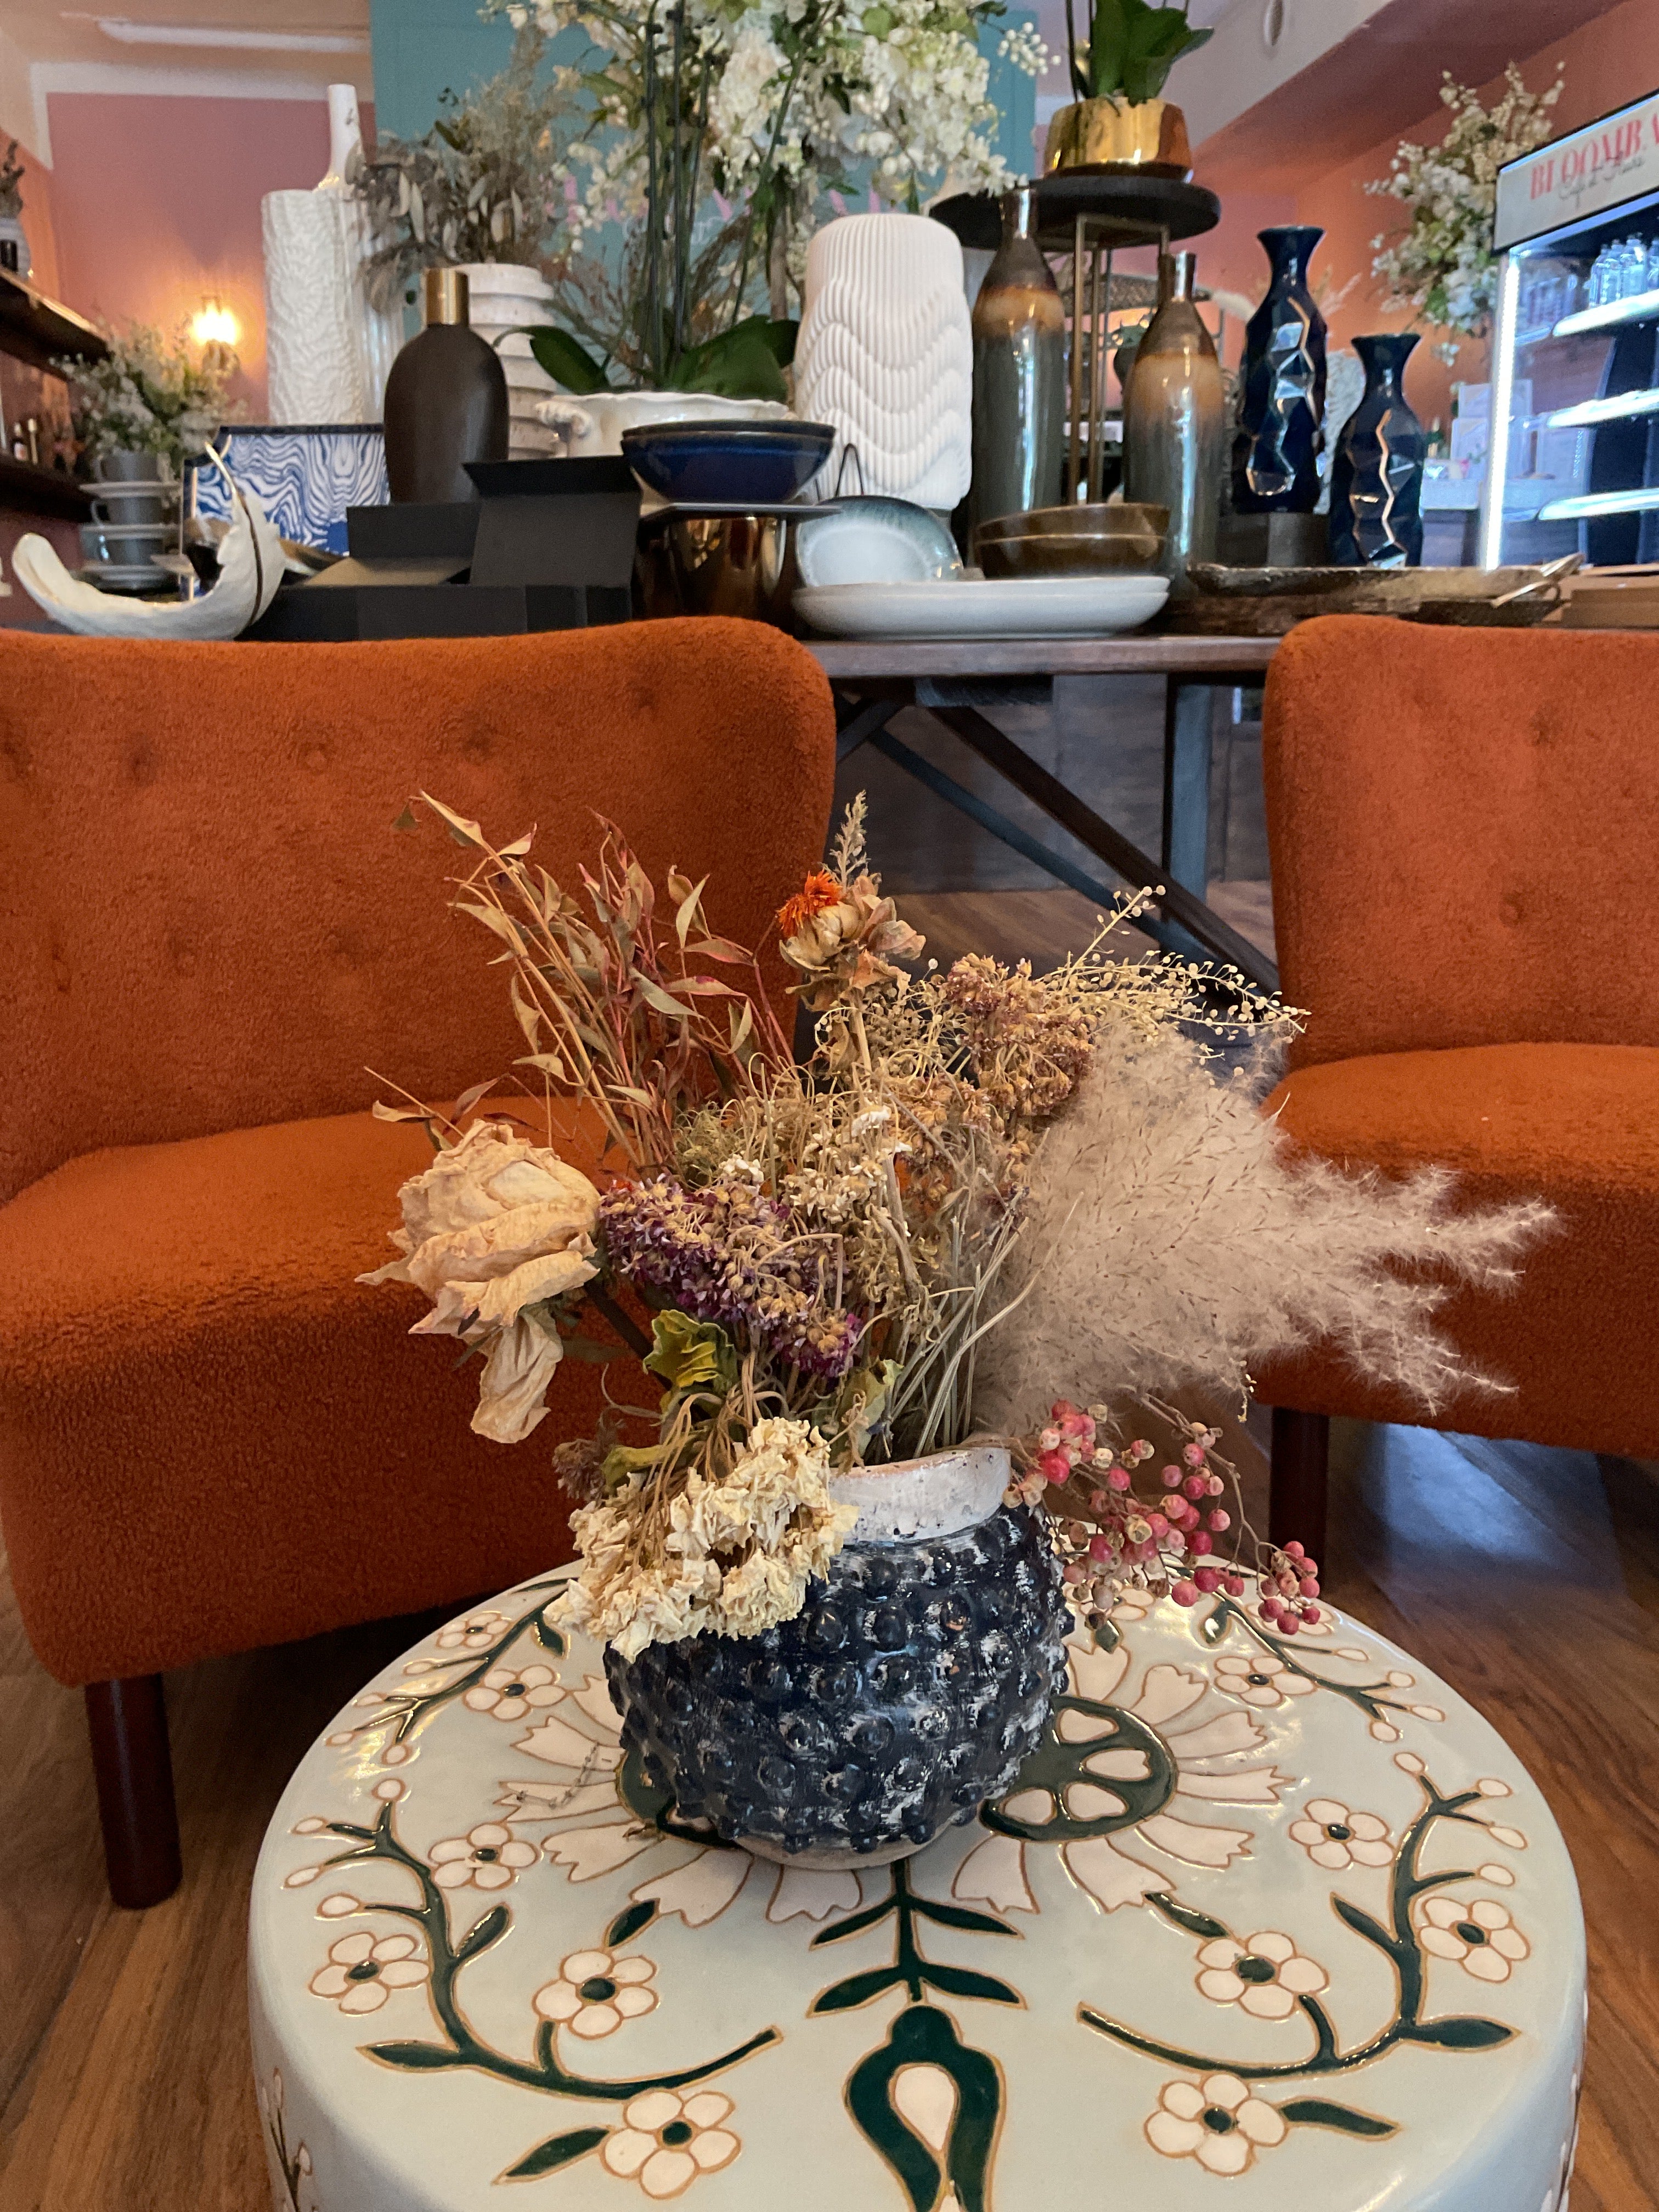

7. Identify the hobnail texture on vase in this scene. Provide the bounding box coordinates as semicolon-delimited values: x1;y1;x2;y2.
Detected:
607;1503;1071;1866
793;213;973;510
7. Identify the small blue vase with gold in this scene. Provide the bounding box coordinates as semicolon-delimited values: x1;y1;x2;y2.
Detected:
1231;225;1327;514
1329;332;1427;568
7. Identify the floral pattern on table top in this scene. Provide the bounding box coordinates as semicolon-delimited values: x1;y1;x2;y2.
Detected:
265;1575;1570;2207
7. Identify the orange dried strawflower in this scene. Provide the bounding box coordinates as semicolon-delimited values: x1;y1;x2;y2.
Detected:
776;870;842;939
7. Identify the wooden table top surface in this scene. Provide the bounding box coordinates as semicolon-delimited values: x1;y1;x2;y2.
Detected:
802;634;1282;679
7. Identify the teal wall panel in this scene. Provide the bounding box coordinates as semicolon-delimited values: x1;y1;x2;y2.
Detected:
369;0;517;140
984;12;1040;181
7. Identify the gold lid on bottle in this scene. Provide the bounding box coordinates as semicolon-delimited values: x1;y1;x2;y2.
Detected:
422;267;470;327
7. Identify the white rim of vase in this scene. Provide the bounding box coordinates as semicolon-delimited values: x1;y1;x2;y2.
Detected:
828;1441;1011;1545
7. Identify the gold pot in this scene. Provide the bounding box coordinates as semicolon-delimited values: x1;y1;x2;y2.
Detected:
1043;96;1193;179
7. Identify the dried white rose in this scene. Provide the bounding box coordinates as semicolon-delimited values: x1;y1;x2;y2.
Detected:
361;1118;601;1443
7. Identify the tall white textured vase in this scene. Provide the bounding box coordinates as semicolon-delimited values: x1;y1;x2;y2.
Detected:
454;264;561;459
794;213;973;510
263;84;402;424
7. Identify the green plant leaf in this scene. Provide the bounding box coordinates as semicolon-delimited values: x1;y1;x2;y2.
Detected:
500;2126;611;2181
364;2040;474;2069
1149;1892;1230;1942
1333;1897;1399;1954
643;1312;738;1396
454;1904;510;1962
1279;2098;1398;2138
606;1898;658;1947
917;1961;1021;2007
810;1963;907;2013
668;327;789;402
1087;0;1129;98
514;324;610;396
1404;2016;1516;2050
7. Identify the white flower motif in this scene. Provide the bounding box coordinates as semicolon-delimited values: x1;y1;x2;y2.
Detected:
600;2089;739;2197
1288;1798;1393;1871
533;1947;659;2039
308;1930;428;2013
952;1635;1288;1917
1196;1931;1329;2019
1145;2074;1287;2175
1418;1895;1530;1983
428;1821;540;1891
1213;1651;1314;1708
436;1609;511;1652
499;1673;862;1930
464;1662;564;1722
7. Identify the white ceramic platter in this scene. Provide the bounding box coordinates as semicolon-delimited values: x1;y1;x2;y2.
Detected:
794;574;1169;639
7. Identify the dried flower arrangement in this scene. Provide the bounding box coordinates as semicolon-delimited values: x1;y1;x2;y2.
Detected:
364;796;1547;1661
0;140;24;222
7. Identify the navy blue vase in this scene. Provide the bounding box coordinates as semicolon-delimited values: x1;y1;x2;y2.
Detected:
1329;332;1427;568
1232;226;1328;515
608;1499;1070;1866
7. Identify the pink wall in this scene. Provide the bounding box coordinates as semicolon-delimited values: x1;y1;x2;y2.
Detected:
44;92;343;417
1199;0;1659;426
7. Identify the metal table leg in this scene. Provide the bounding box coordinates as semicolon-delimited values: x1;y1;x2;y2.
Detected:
1163;678;1214;895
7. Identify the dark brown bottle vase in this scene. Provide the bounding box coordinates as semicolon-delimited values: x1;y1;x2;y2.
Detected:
383;267;510;503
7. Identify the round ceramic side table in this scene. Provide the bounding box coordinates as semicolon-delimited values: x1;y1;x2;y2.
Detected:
250;1571;1584;2212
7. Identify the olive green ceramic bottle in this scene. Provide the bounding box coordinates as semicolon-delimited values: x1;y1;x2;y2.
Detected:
1123;251;1224;590
970;186;1066;535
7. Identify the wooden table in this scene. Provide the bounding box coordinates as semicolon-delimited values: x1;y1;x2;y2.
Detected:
804;635;1283;990
249;1569;1584;2211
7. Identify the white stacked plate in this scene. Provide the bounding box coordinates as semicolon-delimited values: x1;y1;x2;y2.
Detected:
793;573;1170;639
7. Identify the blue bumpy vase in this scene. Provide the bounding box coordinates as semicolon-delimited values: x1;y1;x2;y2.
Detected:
1231;225;1327;515
1329;331;1427;568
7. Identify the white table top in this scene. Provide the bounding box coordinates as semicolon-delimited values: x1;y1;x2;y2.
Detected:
250;1572;1583;2212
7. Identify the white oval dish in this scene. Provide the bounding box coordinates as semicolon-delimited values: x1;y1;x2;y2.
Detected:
793;573;1169;639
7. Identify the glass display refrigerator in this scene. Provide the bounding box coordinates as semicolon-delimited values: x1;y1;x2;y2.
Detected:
1485;88;1659;569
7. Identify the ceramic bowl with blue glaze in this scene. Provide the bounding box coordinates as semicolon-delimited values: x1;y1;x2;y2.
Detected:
621;420;836;505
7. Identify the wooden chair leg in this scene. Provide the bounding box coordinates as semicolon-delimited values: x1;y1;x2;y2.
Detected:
1269;1408;1329;1570
84;1674;182;1909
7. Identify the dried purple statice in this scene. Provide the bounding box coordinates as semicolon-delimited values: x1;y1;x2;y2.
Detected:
599;1175;864;1383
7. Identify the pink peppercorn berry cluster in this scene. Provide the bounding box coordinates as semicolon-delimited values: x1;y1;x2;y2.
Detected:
1019;1398;1321;1633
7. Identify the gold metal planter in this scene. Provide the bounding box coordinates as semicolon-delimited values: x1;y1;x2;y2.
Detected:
1043;96;1193;180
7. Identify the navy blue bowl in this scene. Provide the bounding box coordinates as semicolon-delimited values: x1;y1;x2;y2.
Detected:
620;421;836;505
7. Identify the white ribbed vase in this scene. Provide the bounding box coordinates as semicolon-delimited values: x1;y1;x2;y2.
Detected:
794;213;973;510
456;264;561;458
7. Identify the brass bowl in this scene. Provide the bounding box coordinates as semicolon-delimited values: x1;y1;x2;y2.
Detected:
978;529;1165;580
974;503;1167;572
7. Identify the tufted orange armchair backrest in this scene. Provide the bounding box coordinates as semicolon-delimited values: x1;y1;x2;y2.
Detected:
1262;615;1659;1071
0;619;836;1204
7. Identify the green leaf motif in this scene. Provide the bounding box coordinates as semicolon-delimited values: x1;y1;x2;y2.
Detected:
500;2125;611;2182
811;1964;906;2015
364;2040;475;2069
1405;2016;1516;2050
812;1895;897;1948
918;1961;1021;2008
1333;1897;1400;1955
606;1898;659;1948
531;1612;566;1655
1149;1891;1230;1943
910;1896;1018;1940
846;2005;1003;2212
1279;2098;1399;2139
454;1904;510;1963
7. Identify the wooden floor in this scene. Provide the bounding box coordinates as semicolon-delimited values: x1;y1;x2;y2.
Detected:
1;888;1654;2209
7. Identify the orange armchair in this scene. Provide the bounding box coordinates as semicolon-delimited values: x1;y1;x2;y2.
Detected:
1256;616;1659;1558
0;619;836;1906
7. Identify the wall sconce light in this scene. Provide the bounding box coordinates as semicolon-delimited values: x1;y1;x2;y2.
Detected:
191;297;240;348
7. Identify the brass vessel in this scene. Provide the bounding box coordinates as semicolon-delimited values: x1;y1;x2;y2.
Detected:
1043;96;1192;179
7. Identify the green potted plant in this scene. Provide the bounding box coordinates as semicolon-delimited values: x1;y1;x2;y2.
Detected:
1044;0;1212;177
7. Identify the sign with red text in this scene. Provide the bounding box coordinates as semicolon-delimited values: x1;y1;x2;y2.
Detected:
1495;88;1659;252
